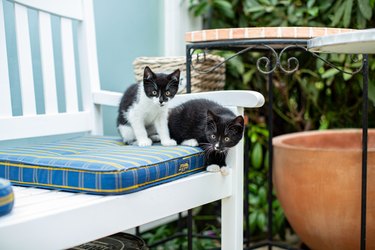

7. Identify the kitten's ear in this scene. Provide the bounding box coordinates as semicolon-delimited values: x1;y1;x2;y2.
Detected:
233;115;244;127
144;66;155;80
231;115;245;134
169;69;180;82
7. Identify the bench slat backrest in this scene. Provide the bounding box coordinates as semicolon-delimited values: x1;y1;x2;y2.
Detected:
0;0;102;141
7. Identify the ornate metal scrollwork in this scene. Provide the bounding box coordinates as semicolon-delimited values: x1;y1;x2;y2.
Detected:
188;43;364;76
278;45;302;74
255;44;278;74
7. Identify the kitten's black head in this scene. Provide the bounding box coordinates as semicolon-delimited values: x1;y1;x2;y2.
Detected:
205;110;244;152
143;66;180;107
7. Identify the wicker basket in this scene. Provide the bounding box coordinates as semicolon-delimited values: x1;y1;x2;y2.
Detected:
133;54;225;93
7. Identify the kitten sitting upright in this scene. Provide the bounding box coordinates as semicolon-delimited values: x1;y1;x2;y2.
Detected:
168;99;245;175
117;66;180;147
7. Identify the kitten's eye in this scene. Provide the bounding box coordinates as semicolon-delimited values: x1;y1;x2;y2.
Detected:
211;134;216;139
152;90;158;95
224;137;230;142
165;91;171;96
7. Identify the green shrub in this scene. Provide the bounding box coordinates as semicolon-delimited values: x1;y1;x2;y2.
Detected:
189;0;375;242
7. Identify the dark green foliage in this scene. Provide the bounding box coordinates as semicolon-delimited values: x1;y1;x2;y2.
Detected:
189;0;375;243
142;0;375;247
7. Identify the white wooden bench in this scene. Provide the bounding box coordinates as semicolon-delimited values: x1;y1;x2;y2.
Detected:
0;0;264;249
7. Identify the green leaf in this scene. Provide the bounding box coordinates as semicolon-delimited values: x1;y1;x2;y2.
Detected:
190;1;209;17
343;68;353;81
307;7;319;17
225;53;245;75
213;0;235;18
246;5;266;13
249;211;258;233
250;132;258;143
243;69;255;85
358;0;373;20
321;68;340;79
367;80;375;106
251;142;263;169
332;2;345;26
343;0;353;27
307;0;316;8
258;186;267;205
257;212;267;232
356;7;367;28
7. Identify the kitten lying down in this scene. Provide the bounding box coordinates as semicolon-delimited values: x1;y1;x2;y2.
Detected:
168;99;245;176
117;66;180;147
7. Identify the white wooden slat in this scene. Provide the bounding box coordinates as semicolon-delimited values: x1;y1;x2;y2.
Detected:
0;0;12;117
13;186;51;198
60;18;79;113
11;0;83;20
38;12;58;114
15;190;75;208
77;0;103;134
0;172;231;249
0;111;91;140
14;3;36;115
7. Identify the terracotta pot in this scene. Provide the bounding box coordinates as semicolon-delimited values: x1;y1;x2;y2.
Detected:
273;129;375;250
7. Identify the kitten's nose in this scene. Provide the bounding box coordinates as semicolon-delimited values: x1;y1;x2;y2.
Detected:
159;96;166;104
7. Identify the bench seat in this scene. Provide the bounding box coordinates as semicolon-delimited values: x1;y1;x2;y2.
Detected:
0;136;205;195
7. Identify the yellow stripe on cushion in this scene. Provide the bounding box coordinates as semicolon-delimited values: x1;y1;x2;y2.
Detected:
0;192;14;206
10;166;206;193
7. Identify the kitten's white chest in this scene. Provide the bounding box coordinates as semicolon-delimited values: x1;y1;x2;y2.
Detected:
139;100;164;125
126;93;166;125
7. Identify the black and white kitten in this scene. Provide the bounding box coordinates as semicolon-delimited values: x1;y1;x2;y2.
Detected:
168;99;245;175
117;66;180;146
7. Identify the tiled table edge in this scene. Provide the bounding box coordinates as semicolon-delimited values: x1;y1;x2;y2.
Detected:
185;27;356;43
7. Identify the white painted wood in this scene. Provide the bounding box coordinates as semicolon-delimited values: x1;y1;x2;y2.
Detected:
0;172;231;249
11;0;83;20
92;90;265;109
222;107;244;249
163;0;202;56
14;3;36;115
60;18;79;113
0;0;12;117
92;90;122;106
125;212;189;235
38;12;58;114
0;112;91;140
77;0;102;135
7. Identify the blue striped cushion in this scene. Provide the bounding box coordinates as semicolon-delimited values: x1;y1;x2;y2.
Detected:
0;136;205;195
0;178;14;216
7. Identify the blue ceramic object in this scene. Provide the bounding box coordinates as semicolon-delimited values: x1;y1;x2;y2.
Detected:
0;178;14;216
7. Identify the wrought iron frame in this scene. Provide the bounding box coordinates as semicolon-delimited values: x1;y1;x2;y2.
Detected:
182;39;369;250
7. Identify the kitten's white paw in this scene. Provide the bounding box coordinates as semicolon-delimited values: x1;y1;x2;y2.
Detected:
206;164;221;172
181;139;199;147
137;138;152;147
149;134;160;142
220;166;230;176
161;139;177;146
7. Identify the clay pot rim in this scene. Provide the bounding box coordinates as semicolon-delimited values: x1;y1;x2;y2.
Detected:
272;128;375;152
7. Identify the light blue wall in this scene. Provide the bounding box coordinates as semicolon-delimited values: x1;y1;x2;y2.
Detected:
93;0;164;136
2;0;164;143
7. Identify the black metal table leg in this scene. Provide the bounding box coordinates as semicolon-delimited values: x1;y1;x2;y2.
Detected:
360;54;369;250
267;61;274;250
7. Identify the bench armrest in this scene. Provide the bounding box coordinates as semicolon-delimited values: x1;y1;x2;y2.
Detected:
92;90;264;108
